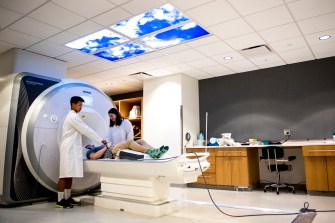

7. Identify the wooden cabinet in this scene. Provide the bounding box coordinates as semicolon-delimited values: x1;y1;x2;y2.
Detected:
187;148;216;185
216;148;258;187
187;147;259;187
114;97;143;140
302;146;335;191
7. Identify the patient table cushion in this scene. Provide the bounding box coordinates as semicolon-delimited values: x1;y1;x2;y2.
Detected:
118;150;145;160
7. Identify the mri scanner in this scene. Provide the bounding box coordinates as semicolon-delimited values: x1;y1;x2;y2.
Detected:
0;72;210;216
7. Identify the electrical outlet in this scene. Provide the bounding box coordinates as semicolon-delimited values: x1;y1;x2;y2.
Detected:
284;129;290;136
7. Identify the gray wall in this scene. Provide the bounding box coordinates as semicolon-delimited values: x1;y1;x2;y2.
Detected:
199;57;335;142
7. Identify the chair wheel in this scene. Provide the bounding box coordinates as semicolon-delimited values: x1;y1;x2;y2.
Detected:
264;189;267;193
276;191;279;195
292;190;295;194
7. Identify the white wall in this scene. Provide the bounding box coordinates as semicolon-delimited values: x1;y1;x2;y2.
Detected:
181;75;200;149
0;48;66;79
143;74;199;156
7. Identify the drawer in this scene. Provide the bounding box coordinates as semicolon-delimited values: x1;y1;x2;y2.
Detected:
196;172;216;185
216;148;247;157
187;148;216;155
302;146;335;157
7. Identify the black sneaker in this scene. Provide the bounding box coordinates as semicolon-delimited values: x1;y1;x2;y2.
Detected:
67;197;81;206
55;199;73;208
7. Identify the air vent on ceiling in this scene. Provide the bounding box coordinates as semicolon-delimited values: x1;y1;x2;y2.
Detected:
129;72;153;81
240;44;273;59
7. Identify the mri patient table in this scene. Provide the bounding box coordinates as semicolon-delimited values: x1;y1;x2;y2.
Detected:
83;153;210;217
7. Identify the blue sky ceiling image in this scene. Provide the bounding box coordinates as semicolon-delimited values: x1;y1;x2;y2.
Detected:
65;4;210;62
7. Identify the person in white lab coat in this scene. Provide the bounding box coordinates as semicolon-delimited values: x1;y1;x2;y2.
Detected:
106;108;169;158
56;96;107;209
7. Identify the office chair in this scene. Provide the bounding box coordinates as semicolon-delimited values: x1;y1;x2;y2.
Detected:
260;146;296;195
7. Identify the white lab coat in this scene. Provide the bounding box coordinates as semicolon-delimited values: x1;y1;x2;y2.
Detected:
59;110;102;178
106;119;133;145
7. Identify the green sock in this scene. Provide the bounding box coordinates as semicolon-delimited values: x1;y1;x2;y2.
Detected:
158;146;169;158
145;148;161;159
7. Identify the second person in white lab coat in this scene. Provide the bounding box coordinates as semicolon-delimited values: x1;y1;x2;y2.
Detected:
56;96;107;208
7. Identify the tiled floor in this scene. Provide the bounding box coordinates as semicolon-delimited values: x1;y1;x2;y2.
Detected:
1;187;334;223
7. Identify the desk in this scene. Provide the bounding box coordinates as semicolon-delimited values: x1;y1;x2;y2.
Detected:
187;140;335;192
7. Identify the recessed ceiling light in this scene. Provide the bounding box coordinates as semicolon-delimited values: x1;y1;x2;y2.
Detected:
319;35;331;40
223;56;232;60
105;82;113;85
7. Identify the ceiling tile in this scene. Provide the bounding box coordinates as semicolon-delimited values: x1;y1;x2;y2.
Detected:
245;6;294;31
234;66;259;73
278;47;315;64
0;0;47;14
52;0;115;19
137;51;165;60
186;35;220;48
224;59;258;71
195;74;215;80
208;18;254;40
187;57;219;69
259;23;302;43
311;41;335;59
9;17;61;39
0;40;17;53
165;63;195;73
107;0;130;6
47;31;79;45
148;55;180;67
91;7;132;27
305;28;335;46
0;28;40;47
0;7;22;28
113;57;141;66
185;0;239;27
195;41;233;56
168;0;213;11
159;44;190;55
211;51;246;64
227;0;284;16
270;36;308;52
58;50;98;66
288;0;335;21
201;64;234;75
169;49;206;62
86;59;121;70
27;40;73;57
67;63;105;76
249;53;285;67
225;33;266;50
29;2;85;30
126;61;159;71
67;20;103;37
298;12;335;34
182;69;208;77
145;68;173;77
121;0;167;15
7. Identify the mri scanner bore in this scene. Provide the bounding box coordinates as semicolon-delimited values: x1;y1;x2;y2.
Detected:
0;72;114;205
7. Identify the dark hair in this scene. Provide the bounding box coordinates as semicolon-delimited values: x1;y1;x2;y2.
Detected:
108;108;123;127
70;96;84;106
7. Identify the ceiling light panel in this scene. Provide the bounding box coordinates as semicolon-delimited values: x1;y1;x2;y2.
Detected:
65;29;128;53
110;3;189;38
140;22;209;49
94;42;152;61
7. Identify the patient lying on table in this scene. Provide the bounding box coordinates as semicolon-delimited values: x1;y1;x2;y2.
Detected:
83;139;169;160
